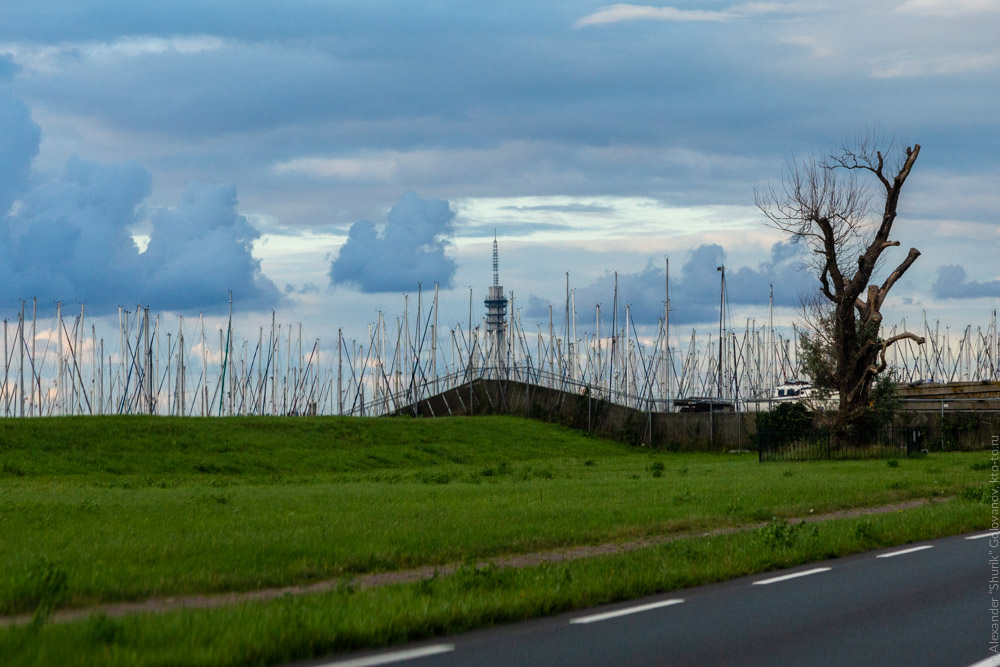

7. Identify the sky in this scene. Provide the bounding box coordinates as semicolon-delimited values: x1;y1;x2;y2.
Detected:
0;0;997;345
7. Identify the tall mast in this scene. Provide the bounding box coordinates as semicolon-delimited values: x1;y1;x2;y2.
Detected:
717;264;725;399
664;256;670;407
483;231;508;375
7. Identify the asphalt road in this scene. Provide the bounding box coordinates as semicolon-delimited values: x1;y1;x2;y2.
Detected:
312;531;1000;667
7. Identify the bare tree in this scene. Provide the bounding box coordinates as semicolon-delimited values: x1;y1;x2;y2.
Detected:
756;135;925;442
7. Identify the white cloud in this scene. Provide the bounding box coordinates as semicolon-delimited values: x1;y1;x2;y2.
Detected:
871;51;1000;78
574;2;785;28
897;0;1000;16
776;33;835;58
0;35;226;73
272;155;399;181
576;5;735;27
452;195;761;246
90;35;226;57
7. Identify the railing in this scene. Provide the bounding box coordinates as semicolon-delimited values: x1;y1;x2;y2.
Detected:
757;424;924;461
342;363;671;418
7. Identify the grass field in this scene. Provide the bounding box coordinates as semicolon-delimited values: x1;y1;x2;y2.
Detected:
0;415;992;665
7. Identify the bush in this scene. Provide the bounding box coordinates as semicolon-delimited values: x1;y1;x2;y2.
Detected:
755;402;816;453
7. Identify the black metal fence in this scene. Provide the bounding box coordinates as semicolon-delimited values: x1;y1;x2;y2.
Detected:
757;423;928;462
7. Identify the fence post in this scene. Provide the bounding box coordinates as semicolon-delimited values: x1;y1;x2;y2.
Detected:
940;399;945;449
709;397;714;449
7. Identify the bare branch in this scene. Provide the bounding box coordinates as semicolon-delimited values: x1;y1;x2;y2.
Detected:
819;264;835;301
869;332;926;374
874;247;921;312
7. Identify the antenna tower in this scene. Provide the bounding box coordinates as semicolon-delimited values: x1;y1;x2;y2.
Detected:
484;232;508;366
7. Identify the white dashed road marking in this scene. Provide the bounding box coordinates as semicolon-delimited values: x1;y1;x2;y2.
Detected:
570;599;685;624
752;567;832;586
319;644;455;667
875;545;933;559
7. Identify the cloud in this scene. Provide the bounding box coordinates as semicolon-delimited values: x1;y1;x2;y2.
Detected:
329;191;457;293
0;53;20;81
1;157;150;304
141;182;282;311
576;4;736;27
524;294;554;320
0;82;280;313
574;2;783;27
897;0;1000;16
550;241;809;326
871;52;1000;78
7;0;995;232
498;203;615;214
0;35;226;74
0;0;995;346
0;87;40;216
0;156;281;313
273;155;399;181
284;282;319;295
458;222;571;238
933;264;1000;299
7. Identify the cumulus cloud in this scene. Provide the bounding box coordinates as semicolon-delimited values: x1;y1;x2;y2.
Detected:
0;84;280;313
933;264;1000;299
2;157;150;303
330;191;457;293
543;241;808;326
141;182;282;311
1;160;280;312
0;85;40;216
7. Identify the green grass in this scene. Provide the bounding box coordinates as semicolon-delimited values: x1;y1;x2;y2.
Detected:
0;415;991;618
0;416;993;603
0;499;987;667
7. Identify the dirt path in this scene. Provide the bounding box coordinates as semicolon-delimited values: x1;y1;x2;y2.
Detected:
0;497;945;628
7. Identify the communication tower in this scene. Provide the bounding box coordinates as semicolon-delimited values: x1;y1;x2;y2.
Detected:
484;233;508;363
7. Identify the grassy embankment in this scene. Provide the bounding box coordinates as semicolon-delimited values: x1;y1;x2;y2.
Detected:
0;415;992;665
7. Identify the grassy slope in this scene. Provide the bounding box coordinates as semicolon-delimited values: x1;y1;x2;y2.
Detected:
1;502;988;667
0;416;990;619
